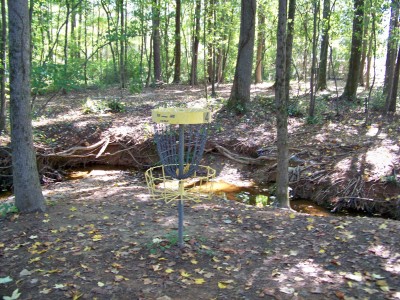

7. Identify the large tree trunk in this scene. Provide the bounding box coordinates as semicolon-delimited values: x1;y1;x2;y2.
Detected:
387;45;400;113
173;0;181;83
384;0;399;106
0;0;6;134
340;0;364;101
227;0;256;115
8;0;45;213
317;0;331;90
275;0;290;209
255;4;265;84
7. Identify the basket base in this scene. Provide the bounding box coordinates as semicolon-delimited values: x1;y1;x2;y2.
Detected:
145;165;216;203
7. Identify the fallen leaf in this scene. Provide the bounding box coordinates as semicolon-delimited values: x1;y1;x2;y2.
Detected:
0;276;13;284
3;288;21;300
194;278;205;284
92;234;102;242
97;282;105;287
180;270;191;278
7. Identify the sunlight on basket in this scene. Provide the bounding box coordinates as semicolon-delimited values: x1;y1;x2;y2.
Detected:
145;165;216;203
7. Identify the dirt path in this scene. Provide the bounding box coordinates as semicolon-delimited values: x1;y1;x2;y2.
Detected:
1;169;400;299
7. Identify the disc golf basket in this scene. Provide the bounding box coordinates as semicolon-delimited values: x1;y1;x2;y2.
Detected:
145;107;215;247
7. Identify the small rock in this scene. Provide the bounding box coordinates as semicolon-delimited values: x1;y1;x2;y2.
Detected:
19;269;32;277
156;296;172;300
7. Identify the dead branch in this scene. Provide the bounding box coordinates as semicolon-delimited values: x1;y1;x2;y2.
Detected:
215;144;276;165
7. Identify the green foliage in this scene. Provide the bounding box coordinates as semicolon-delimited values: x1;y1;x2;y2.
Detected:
306;115;321;124
0;202;18;217
82;98;125;114
369;89;386;112
147;232;183;254
255;194;269;207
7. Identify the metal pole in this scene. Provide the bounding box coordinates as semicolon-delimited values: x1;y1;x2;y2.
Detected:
178;124;185;248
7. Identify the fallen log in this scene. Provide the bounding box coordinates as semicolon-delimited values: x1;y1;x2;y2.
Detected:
214;144;276;165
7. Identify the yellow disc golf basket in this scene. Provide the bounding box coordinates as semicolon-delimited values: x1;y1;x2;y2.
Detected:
145;107;215;247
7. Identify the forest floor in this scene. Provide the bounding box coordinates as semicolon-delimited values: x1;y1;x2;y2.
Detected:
1;82;400;299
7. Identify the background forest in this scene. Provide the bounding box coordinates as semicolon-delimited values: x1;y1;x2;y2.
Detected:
0;0;396;105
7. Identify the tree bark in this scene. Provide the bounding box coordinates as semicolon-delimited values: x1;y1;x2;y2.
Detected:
255;3;265;84
227;0;256;114
359;12;370;87
340;0;364;101
173;0;181;83
119;0;125;88
152;0;162;82
0;0;6;134
275;0;290;209
8;0;45;213
384;0;399;107
387;45;400;113
309;0;319;117
317;0;331;90
190;0;201;85
284;0;296;104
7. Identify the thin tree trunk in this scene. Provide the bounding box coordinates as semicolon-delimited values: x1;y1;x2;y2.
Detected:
0;0;6;134
309;0;319;117
275;0;290;209
64;0;70;73
255;4;265;84
317;0;331;90
119;0;125;88
190;0;201;85
284;0;296;104
173;0;181;83
359;10;370;86
152;0;162;82
8;0;45;213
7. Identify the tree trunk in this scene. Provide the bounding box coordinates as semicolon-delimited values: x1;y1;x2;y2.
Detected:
119;0;125;88
255;4;265;84
284;0;296;104
64;0;70;74
275;0;290;209
8;0;45;213
227;0;256;115
387;45;400;113
359;12;370;87
309;0;319;117
173;0;181;83
340;0;364;101
152;0;162;82
0;0;6;134
384;0;399;104
317;0;330;90
190;0;201;85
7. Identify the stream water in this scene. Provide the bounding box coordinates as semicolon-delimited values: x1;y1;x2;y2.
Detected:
0;166;334;217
